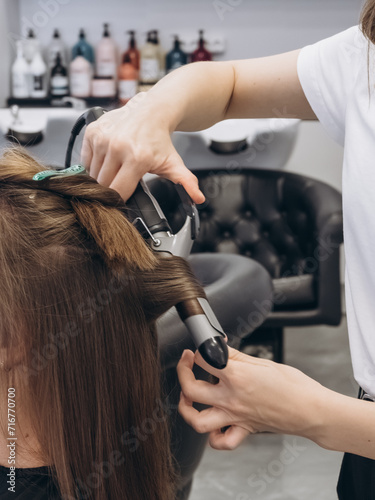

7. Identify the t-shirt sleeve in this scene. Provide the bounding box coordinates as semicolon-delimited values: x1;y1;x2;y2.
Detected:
297;25;364;146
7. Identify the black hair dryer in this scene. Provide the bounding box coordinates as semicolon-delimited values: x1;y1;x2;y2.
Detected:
65;107;228;370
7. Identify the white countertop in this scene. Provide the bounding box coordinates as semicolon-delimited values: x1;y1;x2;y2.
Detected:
0;107;83;134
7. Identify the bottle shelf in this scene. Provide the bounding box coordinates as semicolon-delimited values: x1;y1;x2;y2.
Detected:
7;96;121;109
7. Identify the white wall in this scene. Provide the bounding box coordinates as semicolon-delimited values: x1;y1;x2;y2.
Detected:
0;0;20;107
285;121;343;190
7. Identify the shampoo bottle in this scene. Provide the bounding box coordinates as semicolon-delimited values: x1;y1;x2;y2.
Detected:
118;53;138;104
95;23;117;79
191;30;212;62
23;29;39;64
48;29;67;68
123;30;140;70
166;35;187;73
12;40;30;98
50;52;69;97
30;42;48;98
140;31;159;84
72;29;95;65
69;47;92;98
151;30;165;78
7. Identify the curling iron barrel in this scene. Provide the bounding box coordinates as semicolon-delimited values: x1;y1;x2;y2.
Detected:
176;298;228;369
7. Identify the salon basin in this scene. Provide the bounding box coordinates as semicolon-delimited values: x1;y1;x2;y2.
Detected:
157;252;273;500
0;107;82;166
0;109;299;171
172;118;300;170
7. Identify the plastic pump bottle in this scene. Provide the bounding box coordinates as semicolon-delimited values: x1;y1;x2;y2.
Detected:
151;30;165;78
95;23;117;79
48;29;67;68
23;29;39;64
12;40;30;98
140;31;160;83
123;30;140;70
30;42;48;98
50;52;69;98
166;35;187;73
118;53;138;104
69;46;92;98
191;30;212;62
72;29;95;65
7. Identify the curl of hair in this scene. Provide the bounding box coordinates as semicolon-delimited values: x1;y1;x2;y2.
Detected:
0;147;157;273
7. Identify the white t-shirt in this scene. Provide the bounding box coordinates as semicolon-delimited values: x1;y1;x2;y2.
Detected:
297;26;375;396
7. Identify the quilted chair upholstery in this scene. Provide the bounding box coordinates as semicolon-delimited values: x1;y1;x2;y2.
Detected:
149;168;343;362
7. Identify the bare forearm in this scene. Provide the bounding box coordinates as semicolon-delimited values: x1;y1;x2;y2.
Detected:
145;50;316;134
146;61;236;132
310;389;375;459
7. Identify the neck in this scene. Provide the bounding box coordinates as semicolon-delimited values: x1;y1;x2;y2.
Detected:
0;382;47;468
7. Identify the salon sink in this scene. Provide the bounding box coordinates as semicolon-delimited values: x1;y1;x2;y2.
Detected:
172;118;300;170
0;107;83;167
0;109;299;172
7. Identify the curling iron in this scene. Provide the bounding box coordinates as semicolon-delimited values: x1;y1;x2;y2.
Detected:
64;107;228;370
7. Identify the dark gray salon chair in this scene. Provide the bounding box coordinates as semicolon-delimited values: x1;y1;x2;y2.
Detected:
151;169;343;364
157;252;273;500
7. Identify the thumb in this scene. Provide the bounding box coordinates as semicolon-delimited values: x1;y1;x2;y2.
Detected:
160;160;205;205
227;346;253;362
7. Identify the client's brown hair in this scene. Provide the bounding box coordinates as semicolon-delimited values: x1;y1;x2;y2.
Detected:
0;148;205;500
361;0;375;43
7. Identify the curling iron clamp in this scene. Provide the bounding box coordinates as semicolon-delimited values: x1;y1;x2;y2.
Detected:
65;107;229;370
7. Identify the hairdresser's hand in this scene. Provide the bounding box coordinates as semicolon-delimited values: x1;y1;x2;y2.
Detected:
177;347;330;450
81;93;205;203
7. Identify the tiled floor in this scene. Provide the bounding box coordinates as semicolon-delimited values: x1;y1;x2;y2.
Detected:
190;317;356;500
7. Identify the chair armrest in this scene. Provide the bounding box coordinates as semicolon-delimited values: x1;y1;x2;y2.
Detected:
283;173;343;244
283;173;343;324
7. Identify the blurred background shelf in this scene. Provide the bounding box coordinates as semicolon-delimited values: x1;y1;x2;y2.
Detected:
7;96;120;109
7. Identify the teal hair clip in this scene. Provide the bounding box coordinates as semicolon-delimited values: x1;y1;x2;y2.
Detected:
33;165;87;181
